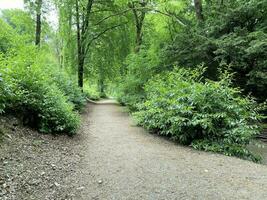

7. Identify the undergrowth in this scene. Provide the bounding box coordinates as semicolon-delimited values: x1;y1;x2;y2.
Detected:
0;46;84;135
134;68;263;162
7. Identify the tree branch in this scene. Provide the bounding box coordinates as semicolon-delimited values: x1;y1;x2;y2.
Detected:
94;8;132;26
94;6;187;27
153;10;187;26
85;22;128;54
82;0;95;34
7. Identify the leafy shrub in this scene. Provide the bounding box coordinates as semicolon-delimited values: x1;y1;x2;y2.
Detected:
0;53;12;114
134;68;262;162
0;72;5;114
25;48;87;112
50;69;86;111
117;50;162;111
0;19;18;53
83;83;101;101
1;9;35;43
0;9;84;135
37;84;80;134
0;46;80;135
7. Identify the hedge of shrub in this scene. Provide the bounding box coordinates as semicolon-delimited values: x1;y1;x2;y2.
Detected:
0;46;84;135
134;68;262;162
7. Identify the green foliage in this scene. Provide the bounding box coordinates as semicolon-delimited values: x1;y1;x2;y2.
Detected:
214;29;267;101
117;49;162;111
83;83;101;101
1;9;35;42
134;68;262;162
0;11;86;135
0;19;18;53
36;84;80;134
0;45;81;135
0;72;6;114
0;53;13;114
51;69;86;111
163;0;267;102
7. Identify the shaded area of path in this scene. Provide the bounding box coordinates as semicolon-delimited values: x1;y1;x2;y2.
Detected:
76;100;267;200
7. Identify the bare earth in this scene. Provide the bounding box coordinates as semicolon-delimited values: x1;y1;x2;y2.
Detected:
1;100;267;199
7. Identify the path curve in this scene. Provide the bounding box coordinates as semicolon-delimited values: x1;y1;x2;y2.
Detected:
76;101;267;200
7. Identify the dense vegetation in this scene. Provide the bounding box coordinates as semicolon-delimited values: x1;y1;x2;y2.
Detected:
134;68;262;162
0;10;85;135
0;0;266;161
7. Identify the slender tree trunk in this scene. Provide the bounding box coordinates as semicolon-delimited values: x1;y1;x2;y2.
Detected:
194;0;204;21
99;78;105;97
135;23;143;53
78;56;84;89
75;0;84;89
75;0;94;90
129;1;147;53
35;0;42;46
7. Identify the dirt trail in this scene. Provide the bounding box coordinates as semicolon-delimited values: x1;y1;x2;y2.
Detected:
76;100;267;200
1;100;267;200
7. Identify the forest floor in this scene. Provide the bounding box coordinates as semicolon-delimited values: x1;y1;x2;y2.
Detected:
1;100;267;200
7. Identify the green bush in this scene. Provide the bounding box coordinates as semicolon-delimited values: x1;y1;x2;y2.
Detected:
0;19;18;53
134;68;262;162
0;72;5;114
0;16;82;135
37;84;80;134
83;83;101;101
0;87;5;114
0;46;80;135
117;50;162;111
25;48;87;112
50;69;86;111
0;53;12;114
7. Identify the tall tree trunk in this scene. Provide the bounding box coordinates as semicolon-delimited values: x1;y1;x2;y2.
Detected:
75;0;84;89
99;78;105;98
194;0;204;21
75;0;94;90
78;57;84;88
135;22;143;53
35;0;42;46
129;1;147;53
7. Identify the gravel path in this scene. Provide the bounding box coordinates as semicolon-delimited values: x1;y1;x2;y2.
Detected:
76;100;267;200
1;100;267;199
